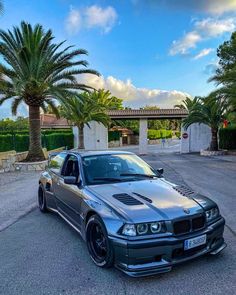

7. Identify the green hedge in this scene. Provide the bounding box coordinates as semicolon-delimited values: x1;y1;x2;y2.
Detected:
42;133;74;150
148;129;173;140
15;134;29;152
0;135;14;152
0;132;74;152
0;128;72;136
219;127;236;150
108;131;121;142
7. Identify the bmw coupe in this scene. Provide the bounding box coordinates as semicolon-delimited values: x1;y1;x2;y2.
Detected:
38;151;226;277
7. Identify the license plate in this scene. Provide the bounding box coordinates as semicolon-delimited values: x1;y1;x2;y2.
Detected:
184;234;206;250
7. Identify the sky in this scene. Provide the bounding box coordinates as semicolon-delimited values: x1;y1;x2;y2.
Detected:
1;0;236;118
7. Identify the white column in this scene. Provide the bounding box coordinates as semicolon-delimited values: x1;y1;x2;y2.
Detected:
139;119;148;154
72;126;79;149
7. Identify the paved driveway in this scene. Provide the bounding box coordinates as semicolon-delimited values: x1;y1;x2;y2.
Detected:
0;153;236;295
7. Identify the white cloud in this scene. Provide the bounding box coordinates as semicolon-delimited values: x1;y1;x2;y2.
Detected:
65;5;118;34
193;48;214;60
66;8;82;34
79;74;189;108
170;18;235;55
84;5;118;33
195;18;236;38
169;31;201;55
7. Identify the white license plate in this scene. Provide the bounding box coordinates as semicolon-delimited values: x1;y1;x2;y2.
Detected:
184;234;206;250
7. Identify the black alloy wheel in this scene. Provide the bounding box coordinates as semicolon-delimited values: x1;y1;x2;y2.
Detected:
38;184;48;213
86;215;114;268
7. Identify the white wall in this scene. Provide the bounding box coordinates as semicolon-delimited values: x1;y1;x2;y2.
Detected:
181;123;211;153
83;121;108;150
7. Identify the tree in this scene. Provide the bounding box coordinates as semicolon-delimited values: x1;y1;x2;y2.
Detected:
174;96;199;111
90;89;123;110
0;22;99;161
183;94;229;151
61;92;110;149
209;32;236;109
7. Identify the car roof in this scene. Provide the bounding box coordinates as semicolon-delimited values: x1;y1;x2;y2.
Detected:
60;150;134;157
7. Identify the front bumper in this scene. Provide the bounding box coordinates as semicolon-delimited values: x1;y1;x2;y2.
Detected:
109;217;226;277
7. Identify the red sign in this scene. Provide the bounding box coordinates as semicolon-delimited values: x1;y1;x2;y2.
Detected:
182;132;188;139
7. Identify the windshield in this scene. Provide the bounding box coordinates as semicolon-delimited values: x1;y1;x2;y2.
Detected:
82;154;157;185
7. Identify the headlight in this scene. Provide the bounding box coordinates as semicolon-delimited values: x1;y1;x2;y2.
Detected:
122;224;136;236
150;222;162;233
137;223;148;235
206;207;219;222
121;222;166;236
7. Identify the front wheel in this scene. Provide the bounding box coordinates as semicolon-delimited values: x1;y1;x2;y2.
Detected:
38;184;48;213
86;215;114;268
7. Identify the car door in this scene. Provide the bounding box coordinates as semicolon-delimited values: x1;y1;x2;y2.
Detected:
55;154;83;230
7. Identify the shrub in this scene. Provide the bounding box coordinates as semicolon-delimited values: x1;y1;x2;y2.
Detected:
148;129;173;140
0;131;74;152
43;133;74;150
148;129;161;139
219;127;236;150
42;129;72;135
15;134;29;152
175;131;181;139
108;131;121;142
0;134;14;152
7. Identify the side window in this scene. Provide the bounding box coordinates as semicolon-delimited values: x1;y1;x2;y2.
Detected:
62;155;79;178
49;153;67;174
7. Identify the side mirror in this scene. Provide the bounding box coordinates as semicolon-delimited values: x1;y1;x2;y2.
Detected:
64;176;77;185
156;168;164;175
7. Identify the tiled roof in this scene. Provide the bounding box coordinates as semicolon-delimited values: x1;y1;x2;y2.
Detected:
107;109;188;119
40;114;70;128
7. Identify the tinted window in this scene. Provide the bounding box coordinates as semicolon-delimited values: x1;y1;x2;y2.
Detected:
49;153;67;174
62;155;79;178
82;154;157;185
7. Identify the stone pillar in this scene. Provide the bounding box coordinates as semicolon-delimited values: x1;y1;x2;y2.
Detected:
139;119;148;154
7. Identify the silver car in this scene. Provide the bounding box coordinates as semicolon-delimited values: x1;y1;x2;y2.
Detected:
38;150;226;277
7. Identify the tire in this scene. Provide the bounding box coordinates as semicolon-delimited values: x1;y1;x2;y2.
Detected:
38;184;48;213
86;215;114;268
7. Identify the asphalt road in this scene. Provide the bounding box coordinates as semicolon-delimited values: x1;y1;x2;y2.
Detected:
0;153;236;295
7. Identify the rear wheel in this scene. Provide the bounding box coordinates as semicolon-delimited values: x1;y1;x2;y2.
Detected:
86;215;114;268
38;184;48;213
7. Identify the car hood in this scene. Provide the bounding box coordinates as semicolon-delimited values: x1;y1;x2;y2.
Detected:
87;179;204;223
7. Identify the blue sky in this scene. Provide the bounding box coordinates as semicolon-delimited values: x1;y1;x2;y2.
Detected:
1;0;236;117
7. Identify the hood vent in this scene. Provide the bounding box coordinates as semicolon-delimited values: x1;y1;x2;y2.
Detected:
173;185;195;197
113;193;143;206
132;192;153;203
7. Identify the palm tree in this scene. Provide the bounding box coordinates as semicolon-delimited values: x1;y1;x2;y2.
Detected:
60;93;110;149
182;94;229;151
87;89;123;110
174;96;199;111
0;22;99;161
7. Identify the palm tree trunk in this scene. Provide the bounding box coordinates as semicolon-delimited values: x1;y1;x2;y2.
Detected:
210;128;218;151
78;124;85;149
25;105;45;161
